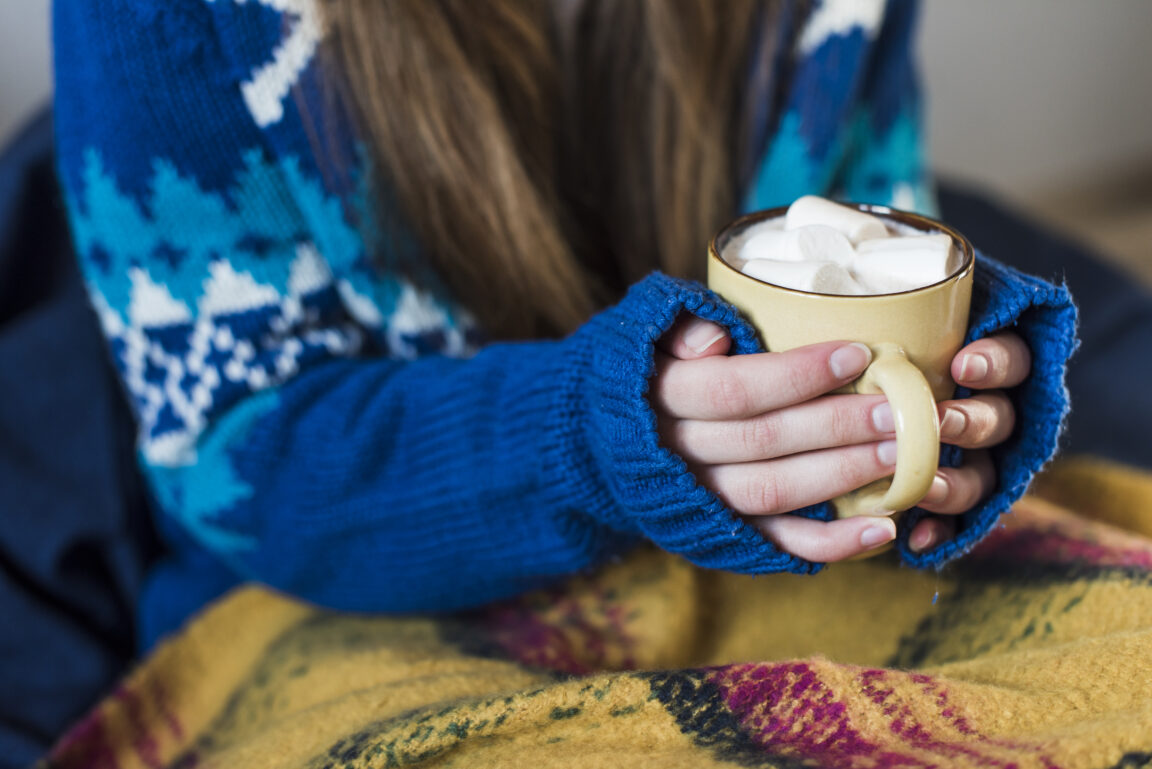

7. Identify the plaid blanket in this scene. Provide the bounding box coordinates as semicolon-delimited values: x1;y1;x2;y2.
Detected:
41;458;1152;769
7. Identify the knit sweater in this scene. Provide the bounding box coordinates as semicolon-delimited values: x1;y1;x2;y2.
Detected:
52;0;1075;648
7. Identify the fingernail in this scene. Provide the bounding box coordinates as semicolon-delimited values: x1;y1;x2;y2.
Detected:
877;439;898;466
829;343;872;379
860;519;896;548
940;409;967;440
909;526;935;552
683;318;726;354
922;473;949;505
871;402;894;433
959;353;990;384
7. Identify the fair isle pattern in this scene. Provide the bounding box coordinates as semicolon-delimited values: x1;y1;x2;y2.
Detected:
742;0;934;215
64;0;927;471
797;0;886;53
63;0;481;481
228;0;326;128
68;147;475;472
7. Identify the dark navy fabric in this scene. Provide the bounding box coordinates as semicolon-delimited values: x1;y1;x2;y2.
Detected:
939;183;1152;469
0;111;157;768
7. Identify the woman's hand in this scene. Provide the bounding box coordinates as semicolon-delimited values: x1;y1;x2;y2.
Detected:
909;331;1031;550
651;316;1031;562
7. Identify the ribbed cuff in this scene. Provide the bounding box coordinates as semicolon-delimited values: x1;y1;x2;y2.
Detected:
898;253;1078;566
547;273;821;575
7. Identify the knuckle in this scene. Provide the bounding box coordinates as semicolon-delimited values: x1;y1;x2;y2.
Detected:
741;414;781;457
965;396;1010;445
984;333;1031;386
938;464;988;512
709;373;751;417
780;357;817;403
827;402;859;444
983;339;1011;375
829;448;871;493
967;411;997;445
841;449;875;488
745;473;786;514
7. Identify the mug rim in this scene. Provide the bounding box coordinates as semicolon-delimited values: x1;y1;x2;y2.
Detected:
709;202;976;298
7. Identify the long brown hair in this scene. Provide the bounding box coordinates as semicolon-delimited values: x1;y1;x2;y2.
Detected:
323;0;784;339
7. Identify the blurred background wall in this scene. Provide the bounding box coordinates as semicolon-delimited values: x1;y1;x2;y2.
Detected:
921;1;1152;199
919;1;1152;281
2;0;1150;276
0;0;51;151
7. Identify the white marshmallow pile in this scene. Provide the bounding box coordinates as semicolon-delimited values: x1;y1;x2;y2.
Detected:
729;196;961;295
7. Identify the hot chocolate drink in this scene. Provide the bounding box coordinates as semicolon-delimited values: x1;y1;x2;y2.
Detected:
722;196;963;296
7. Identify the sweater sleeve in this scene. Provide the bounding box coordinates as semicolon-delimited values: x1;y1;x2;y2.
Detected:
51;0;810;616
148;276;809;614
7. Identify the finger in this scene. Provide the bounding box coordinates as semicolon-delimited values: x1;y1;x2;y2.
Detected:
952;332;1031;390
697;440;898;516
657;314;732;359
663;394;890;465
652;341;872;420
937;392;1016;449
916;450;996;515
753;514;896;562
908;516;957;553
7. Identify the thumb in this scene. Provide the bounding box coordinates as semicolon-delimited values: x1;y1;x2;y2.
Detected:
658;314;732;360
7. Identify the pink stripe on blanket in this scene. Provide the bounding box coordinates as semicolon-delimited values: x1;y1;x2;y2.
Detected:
706;662;1056;768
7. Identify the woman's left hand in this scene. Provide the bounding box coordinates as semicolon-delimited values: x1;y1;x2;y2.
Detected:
903;332;1032;552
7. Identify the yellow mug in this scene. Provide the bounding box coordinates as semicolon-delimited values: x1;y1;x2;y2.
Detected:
707;204;975;519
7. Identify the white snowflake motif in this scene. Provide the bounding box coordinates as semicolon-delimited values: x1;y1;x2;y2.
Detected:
211;0;326;128
98;248;362;469
797;0;886;54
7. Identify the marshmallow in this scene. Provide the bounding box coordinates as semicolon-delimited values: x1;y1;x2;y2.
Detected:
856;233;954;255
785;195;889;244
851;239;961;293
741;258;866;295
792;225;857;266
738;229;804;263
738;224;856;266
850;269;913;295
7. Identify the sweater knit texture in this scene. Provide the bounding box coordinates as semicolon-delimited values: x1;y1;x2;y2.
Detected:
52;0;1076;647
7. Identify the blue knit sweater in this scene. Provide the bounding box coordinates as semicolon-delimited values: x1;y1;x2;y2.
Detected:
53;0;1076;647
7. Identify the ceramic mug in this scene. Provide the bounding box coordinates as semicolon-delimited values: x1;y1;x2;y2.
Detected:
706;204;975;519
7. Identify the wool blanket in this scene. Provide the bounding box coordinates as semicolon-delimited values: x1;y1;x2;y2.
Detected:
41;458;1152;769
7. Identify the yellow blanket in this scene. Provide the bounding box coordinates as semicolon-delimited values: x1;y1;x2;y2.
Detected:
41;459;1152;768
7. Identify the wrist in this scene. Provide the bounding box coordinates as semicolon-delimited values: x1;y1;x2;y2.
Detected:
554;273;818;574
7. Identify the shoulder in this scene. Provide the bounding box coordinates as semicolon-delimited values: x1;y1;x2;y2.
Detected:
53;0;330;204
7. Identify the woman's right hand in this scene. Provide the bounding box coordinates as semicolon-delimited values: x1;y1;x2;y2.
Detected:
650;316;908;562
652;315;1025;562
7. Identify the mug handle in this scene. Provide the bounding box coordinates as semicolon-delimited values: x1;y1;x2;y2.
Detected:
833;342;940;517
